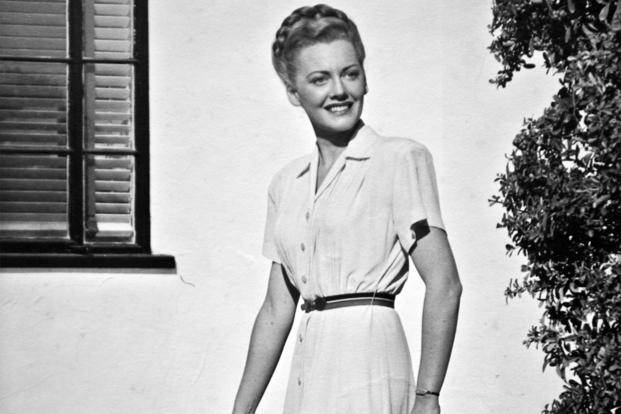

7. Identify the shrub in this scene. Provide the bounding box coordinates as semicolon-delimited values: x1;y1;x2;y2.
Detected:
489;1;621;412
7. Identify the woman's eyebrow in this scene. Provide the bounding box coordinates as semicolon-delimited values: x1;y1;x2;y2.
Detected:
341;64;360;71
306;64;360;77
306;70;329;77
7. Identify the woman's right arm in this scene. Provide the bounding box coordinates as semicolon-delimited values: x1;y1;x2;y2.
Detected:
232;262;299;414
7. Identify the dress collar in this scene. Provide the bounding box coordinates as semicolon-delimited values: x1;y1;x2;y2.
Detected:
296;124;379;178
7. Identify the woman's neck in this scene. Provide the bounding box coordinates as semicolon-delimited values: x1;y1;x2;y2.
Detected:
314;120;363;168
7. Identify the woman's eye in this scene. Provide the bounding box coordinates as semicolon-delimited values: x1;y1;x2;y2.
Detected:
345;71;360;80
310;76;327;85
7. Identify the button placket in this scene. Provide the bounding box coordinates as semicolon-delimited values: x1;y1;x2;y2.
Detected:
300;215;309;285
302;202;314;288
296;314;311;392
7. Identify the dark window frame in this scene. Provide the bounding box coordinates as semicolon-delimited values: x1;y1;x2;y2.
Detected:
0;0;174;268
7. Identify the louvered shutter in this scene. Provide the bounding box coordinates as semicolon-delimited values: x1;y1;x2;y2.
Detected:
0;0;67;58
0;1;69;239
83;0;135;242
0;153;68;238
0;0;136;244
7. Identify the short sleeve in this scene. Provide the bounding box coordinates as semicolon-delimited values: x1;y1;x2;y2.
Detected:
392;142;445;252
262;174;282;263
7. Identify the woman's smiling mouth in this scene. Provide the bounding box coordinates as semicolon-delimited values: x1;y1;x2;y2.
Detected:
325;102;353;114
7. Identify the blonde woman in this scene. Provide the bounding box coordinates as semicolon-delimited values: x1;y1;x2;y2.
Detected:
233;4;462;414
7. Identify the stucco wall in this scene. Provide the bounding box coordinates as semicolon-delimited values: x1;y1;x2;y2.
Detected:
1;1;563;413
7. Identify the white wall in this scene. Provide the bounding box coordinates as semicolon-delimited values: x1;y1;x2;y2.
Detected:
0;1;563;413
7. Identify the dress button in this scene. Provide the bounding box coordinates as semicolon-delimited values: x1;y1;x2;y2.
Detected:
297;377;302;386
305;211;310;221
300;243;305;252
301;275;308;284
299;334;303;342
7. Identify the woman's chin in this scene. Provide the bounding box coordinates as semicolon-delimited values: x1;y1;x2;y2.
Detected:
312;114;363;137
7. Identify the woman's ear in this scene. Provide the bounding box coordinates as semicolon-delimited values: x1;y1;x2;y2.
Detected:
286;85;301;107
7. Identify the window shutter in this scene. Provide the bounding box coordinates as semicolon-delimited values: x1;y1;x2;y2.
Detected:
0;61;68;148
85;154;134;241
84;0;132;59
83;0;135;242
0;0;69;239
0;153;68;238
0;0;67;58
0;0;136;243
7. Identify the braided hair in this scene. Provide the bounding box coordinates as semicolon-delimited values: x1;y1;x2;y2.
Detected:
271;4;366;87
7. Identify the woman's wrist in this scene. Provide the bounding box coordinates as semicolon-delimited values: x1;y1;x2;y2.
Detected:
414;393;440;406
415;387;440;397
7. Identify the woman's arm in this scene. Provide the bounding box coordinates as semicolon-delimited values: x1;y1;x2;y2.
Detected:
232;262;300;414
410;227;462;414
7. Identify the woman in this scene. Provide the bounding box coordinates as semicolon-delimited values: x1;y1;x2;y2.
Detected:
232;4;462;414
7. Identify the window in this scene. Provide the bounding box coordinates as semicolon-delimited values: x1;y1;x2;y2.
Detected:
0;0;174;267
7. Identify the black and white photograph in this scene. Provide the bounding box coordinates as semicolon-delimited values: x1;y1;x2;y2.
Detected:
1;1;619;413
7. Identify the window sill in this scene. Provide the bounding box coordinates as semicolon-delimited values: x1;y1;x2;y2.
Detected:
0;253;176;269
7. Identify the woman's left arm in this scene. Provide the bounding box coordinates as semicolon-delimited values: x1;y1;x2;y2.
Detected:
410;226;462;413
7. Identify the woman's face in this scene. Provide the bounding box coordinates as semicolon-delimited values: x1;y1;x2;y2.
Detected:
287;39;366;137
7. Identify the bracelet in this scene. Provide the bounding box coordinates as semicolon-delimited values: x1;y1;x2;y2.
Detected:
415;388;440;397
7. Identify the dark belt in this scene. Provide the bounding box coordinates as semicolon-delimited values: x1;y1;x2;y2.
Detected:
300;292;395;313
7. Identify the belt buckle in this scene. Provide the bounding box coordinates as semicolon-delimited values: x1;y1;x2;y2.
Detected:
313;296;326;311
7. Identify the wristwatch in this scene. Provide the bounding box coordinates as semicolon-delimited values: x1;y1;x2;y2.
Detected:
415;388;440;397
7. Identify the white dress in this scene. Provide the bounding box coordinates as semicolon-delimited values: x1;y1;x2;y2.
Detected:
262;125;445;414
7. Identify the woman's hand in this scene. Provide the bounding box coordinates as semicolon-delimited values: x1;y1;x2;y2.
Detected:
411;396;441;414
232;263;299;414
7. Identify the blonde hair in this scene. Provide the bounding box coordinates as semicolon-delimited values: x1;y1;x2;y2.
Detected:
271;4;366;86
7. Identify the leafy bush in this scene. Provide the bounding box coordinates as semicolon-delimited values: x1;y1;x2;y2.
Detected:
489;0;621;412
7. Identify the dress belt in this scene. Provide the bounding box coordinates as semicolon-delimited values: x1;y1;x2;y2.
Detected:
300;292;395;313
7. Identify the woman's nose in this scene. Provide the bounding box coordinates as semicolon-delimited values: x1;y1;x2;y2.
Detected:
329;78;347;99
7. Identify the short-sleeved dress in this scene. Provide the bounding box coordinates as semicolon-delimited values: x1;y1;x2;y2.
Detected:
262;125;445;414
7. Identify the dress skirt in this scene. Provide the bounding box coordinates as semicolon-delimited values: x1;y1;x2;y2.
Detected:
283;305;416;414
